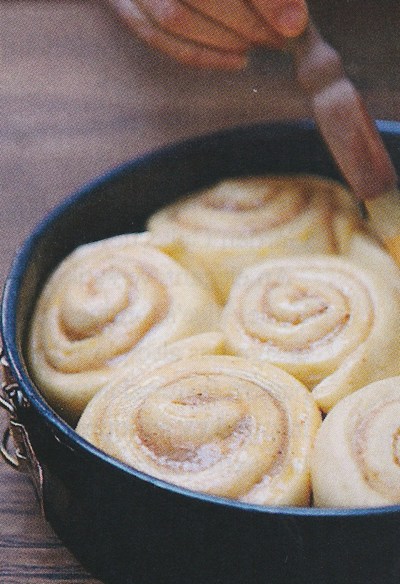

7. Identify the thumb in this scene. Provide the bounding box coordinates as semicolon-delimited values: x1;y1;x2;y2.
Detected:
251;0;308;38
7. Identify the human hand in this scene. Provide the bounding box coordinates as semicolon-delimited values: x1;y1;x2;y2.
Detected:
106;0;308;69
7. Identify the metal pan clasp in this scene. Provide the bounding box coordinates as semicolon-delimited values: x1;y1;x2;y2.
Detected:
0;347;45;515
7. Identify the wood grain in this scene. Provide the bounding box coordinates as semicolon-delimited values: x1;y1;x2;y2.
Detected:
1;1;400;582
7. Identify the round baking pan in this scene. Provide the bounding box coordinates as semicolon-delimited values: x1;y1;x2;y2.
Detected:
2;120;400;584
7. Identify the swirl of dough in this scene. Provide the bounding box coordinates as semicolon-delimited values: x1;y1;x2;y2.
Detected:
311;377;400;507
28;234;221;423
77;355;321;506
221;241;400;412
147;175;360;302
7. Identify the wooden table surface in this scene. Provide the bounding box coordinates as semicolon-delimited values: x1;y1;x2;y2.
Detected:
1;1;400;582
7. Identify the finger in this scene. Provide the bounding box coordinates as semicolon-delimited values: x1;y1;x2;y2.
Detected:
106;0;248;69
250;0;308;38
183;0;284;47
137;0;248;51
